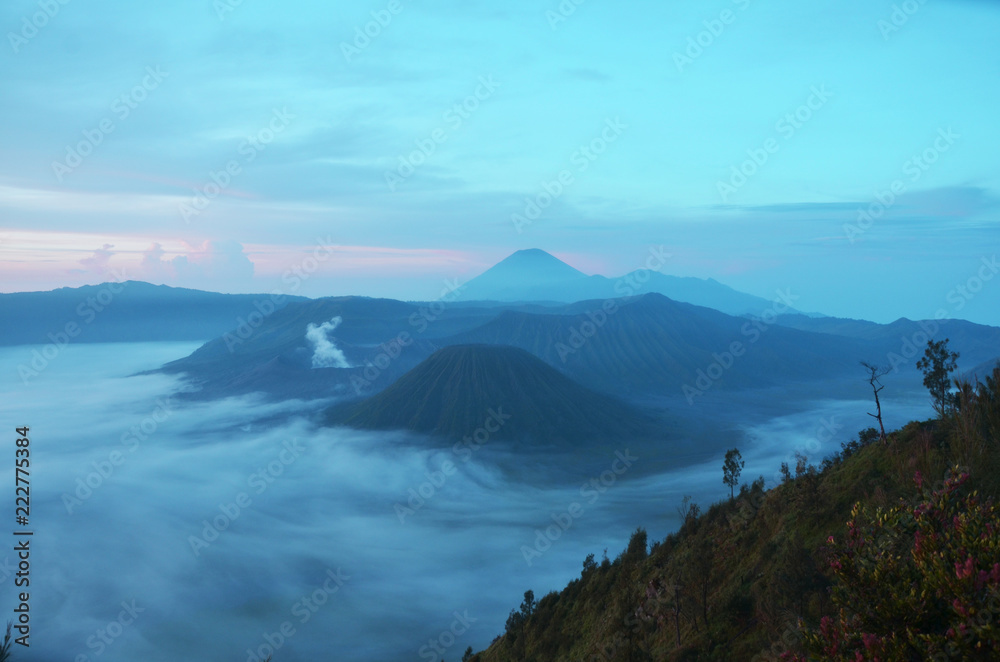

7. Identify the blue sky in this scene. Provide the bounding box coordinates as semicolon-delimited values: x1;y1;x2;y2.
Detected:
1;0;998;325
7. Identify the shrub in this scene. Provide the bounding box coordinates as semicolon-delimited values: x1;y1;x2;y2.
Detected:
787;468;1000;661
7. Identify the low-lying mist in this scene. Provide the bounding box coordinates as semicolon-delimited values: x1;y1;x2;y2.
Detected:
0;343;933;662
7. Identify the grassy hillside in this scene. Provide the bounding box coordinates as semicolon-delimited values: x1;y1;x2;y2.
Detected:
471;366;1000;662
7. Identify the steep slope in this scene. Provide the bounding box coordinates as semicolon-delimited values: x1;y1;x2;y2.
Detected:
471;370;1000;662
439;293;867;395
328;344;658;444
458;248;590;302
156;296;503;400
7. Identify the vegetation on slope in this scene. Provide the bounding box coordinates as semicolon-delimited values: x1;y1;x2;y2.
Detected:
470;365;1000;662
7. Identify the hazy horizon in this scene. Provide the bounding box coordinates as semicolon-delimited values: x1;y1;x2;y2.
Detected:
2;248;999;329
2;0;999;326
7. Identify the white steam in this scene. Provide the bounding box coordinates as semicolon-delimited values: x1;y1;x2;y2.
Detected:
305;316;351;369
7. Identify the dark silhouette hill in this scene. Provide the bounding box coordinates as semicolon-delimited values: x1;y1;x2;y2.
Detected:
439;293;868;394
156;296;497;399
328;344;658;444
775;313;1000;368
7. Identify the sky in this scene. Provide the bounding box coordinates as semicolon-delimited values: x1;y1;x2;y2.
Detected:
1;0;998;325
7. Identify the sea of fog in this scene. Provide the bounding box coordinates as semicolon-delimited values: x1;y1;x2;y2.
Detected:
0;343;934;662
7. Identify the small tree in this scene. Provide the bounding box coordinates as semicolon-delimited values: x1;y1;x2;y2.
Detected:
861;361;890;443
504;590;536;662
917;338;960;418
462;646;474;662
624;527;648;563
504;609;526;662
676;495;701;528
519;590;536;618
723;448;744;500
779;462;792;483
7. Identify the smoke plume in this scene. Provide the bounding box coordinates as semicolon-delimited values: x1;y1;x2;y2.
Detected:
306;316;351;368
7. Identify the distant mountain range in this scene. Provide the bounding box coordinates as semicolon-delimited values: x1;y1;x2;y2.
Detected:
441;293;866;394
147;286;1000;410
456;248;799;317
774;313;1000;375
0;281;307;346
4;253;998;434
0;250;796;349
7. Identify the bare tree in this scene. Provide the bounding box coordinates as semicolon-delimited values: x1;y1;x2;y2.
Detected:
861;361;889;444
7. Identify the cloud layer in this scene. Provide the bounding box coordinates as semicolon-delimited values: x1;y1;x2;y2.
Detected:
0;342;935;662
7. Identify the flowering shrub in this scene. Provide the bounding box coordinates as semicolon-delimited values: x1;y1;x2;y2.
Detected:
786;468;1000;661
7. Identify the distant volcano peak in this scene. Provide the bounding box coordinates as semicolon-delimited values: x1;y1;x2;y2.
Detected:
489;249;587;278
455;249;791;316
